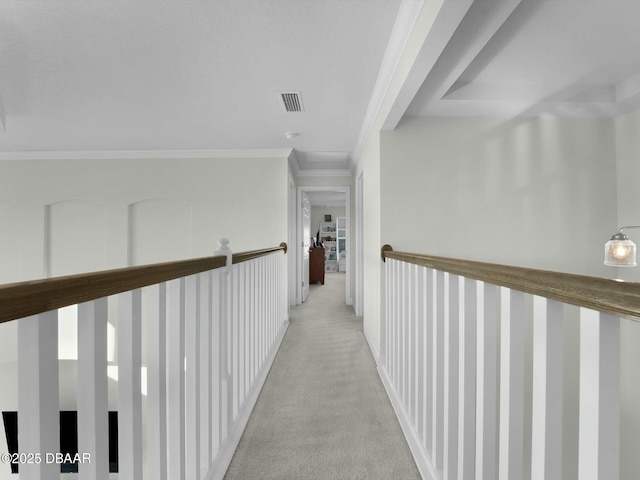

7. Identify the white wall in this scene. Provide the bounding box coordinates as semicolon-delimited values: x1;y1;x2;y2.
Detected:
353;0;447;360
0;155;289;282
0;154;290;479
380;115;618;276
615;108;640;480
310;206;345;239
615;109;640;283
357;132;383;359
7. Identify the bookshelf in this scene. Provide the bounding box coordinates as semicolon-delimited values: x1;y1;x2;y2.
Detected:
320;221;337;272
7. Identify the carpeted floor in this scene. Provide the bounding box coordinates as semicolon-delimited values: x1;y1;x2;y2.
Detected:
224;273;421;480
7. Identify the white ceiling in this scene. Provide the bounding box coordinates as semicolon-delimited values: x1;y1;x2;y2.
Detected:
306;190;346;207
0;0;401;173
3;1;640;174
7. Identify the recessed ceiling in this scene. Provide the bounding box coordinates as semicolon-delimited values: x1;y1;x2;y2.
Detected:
0;0;402;172
407;0;640;118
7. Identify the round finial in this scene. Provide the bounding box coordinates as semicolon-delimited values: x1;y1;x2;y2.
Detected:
279;242;288;254
215;237;232;257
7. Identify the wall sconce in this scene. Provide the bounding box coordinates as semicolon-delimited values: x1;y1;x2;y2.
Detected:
604;226;640;267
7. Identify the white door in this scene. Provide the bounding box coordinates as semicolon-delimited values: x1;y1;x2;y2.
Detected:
302;193;311;302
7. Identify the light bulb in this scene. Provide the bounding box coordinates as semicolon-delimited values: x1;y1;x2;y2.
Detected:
612;244;631;260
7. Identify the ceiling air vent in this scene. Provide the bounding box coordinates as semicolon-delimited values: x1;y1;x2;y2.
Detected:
280;92;304;112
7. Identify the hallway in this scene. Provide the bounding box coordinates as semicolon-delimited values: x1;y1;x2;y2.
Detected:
224;273;421;479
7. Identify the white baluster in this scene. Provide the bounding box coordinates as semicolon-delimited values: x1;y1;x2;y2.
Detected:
475;281;497;480
384;258;390;371
147;283;168;480
210;270;222;454
231;264;240;419
395;259;401;393
387;259;394;384
249;261;255;386
405;262;413;416
167;278;186;480
237;263;246;409
401;261;408;408
243;263;251;399
415;265;426;440
18;311;60;480
199;272;212;472
458;277;477;480
258;258;264;369
433;270;445;470
263;256;268;365
444;273;459;480
77;298;109;480
424;267;434;454
499;287;525;480
578;309;620;480
185;274;201;480
387;259;394;386
117;289;143;480
267;256;273;349
214;238;233;447
531;296;564;480
273;255;278;342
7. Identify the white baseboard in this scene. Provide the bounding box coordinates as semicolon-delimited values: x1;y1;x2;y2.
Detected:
204;319;290;480
364;329;380;365
377;366;441;480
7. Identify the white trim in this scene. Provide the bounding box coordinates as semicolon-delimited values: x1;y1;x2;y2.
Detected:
355;171;364;317
288;173;299;307
295;169;353;178
364;329;380;365
378;365;440;480
0;148;294;161
297;186;351;308
288;150;301;175
350;0;425;171
381;0;474;131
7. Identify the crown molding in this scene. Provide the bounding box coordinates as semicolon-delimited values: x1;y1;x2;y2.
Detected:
350;0;425;171
0;148;294;161
295;169;353;178
287;149;301;175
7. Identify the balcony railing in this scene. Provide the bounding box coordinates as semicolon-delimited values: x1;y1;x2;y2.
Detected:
0;239;288;480
380;245;640;480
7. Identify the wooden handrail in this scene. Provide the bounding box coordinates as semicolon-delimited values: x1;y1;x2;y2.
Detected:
381;245;640;322
233;242;288;264
0;242;287;325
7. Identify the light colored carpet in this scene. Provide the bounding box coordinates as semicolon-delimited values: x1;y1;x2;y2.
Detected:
224;273;421;480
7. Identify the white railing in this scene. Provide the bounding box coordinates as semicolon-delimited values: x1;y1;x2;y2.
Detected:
0;239;288;480
380;245;640;480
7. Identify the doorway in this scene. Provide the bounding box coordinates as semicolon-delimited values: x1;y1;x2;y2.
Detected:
296;186;351;306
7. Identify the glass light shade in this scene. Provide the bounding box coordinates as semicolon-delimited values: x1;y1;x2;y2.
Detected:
604;235;637;266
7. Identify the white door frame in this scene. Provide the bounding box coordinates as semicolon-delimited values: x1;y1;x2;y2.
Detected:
288;173;298;306
296;185;351;306
355;172;364;317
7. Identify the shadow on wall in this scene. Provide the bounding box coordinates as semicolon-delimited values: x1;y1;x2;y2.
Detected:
383;114;616;277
